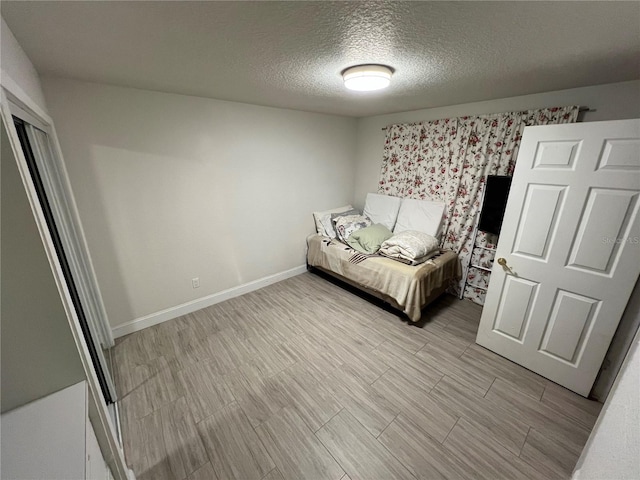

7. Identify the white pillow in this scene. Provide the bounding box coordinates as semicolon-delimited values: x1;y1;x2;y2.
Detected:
313;205;353;236
363;193;402;230
394;198;445;238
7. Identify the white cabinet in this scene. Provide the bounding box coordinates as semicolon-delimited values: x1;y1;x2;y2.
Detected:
87;413;115;480
1;381;113;480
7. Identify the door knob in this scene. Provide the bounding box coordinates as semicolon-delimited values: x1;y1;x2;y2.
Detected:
497;257;514;274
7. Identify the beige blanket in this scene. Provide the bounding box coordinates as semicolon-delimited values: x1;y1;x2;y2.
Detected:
307;234;461;322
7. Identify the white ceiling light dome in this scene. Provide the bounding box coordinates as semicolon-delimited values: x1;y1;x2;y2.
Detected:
342;64;394;92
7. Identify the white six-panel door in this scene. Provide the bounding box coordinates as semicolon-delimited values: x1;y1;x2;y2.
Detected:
476;119;640;396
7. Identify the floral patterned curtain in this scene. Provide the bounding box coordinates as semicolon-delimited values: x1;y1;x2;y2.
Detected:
379;106;579;304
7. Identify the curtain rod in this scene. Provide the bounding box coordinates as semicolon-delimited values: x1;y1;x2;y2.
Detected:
381;107;593;130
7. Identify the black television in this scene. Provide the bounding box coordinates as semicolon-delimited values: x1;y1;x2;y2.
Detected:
478;175;512;235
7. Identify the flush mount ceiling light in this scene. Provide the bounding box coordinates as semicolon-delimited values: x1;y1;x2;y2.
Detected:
342;64;393;92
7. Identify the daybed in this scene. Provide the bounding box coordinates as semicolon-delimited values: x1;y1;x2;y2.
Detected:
307;194;462;322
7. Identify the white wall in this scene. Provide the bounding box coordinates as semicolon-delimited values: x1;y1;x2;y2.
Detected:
42;78;357;330
573;327;640;479
1;16;48;113
353;80;640;208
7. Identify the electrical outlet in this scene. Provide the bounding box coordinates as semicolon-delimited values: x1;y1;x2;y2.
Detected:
192;277;200;289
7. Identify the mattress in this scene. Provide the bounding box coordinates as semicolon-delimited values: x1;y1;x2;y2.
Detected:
307;234;461;322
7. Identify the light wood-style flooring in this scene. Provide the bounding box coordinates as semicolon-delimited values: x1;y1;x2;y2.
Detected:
113;272;602;480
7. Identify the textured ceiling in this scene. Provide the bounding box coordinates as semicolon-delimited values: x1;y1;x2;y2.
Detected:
2;1;639;117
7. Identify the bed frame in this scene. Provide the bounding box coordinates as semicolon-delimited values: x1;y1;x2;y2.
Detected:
306;234;461;322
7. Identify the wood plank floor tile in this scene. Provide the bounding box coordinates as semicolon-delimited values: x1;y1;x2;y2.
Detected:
118;398;148;476
519;427;578;480
378;413;470;480
318;312;386;352
197;402;275;480
217;326;259;365
244;339;299;379
115;273;602;480
138;409;173;480
333;343;390;385
153;321;192;369
416;342;494;396
370;340;443;391
119;380;153;422
540;382;601;429
172;326;216;371
420;342;466;367
113;331;159;397
326;367;399;437
261;468;285;480
224;363;288;427
186;309;224;339
186;462;218;480
316;409;417;480
200;304;237;332
460;344;547;401
114;326;159;366
444;418;548;480
278;341;340;383
306;321;378;364
200;323;262;377
290;333;348;371
369;318;428;354
418;294;464;330
275;310;320;337
275;363;343;432
442;313;480;344
260;312;303;343
202;333;244;376
327;313;389;350
372;368;457;443
154;318;209;370
429;375;530;455
417;295;483;334
412;325;472;358
159;397;209;479
255;407;344;480
144;357;183;413
177;360;235;423
486;378;591;455
230;309;292;347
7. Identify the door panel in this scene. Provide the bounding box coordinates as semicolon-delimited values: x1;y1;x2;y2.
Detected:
597;139;640;170
568;189;639;274
493;276;539;342
539;289;599;363
533;140;580;169
513;184;566;259
477;119;640;396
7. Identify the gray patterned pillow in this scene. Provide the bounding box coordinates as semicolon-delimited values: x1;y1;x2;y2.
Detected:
330;208;360;225
320;209;361;239
334;214;372;244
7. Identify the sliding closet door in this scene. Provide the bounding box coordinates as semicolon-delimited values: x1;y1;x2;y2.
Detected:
25;125;114;347
13;117;116;405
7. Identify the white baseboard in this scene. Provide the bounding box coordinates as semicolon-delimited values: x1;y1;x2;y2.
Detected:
112;265;307;338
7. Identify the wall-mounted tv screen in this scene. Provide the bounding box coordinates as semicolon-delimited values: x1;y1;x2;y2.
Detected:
478;175;512;235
